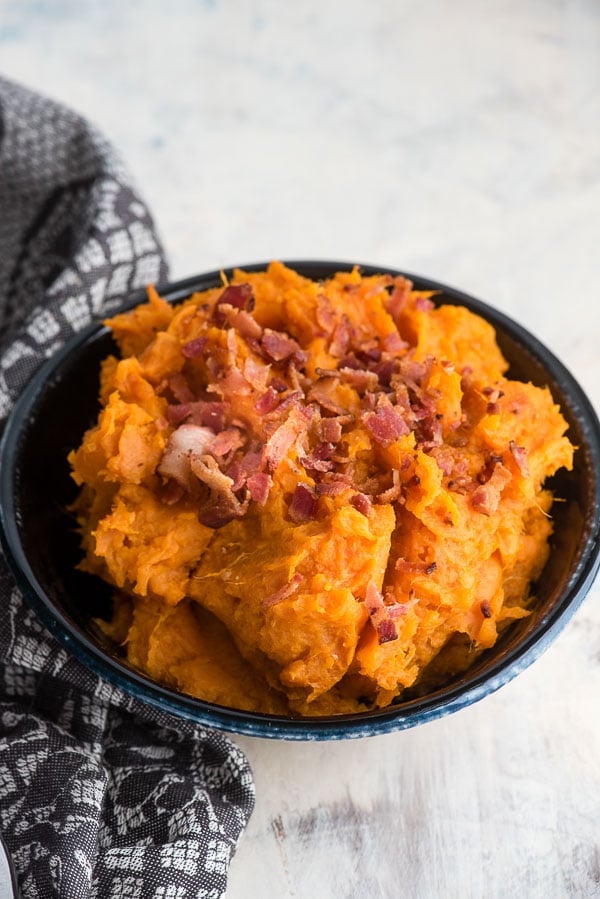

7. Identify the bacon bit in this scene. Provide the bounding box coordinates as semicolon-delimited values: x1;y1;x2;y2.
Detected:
382;331;406;353
320;417;343;444
359;346;382;363
477;453;504;485
302;458;333;474
313;441;335;461
262;572;304;608
425;562;437;575
167;373;195;403
400;356;432;389
385;278;412;321
364;582;400;644
190;454;249;527
307;382;349;416
363;403;410;445
337;353;362;370
471;486;496;515
329;316;352;358
376;619;398;643
226;461;244;491
288;483;318;522
487;402;500;415
350;493;371;516
181;337;208;358
339;367;379;394
273;390;304;414
301;441;335;472
217;363;252;397
471;464;512;515
415;294;434;312
315;294;337;333
373;359;396;386
314;368;340;379
509;441;530;476
288;363;310;394
387;602;409;619
214;284;255;323
362;391;377;411
261;329;303;363
245;336;269;361
376;470;402;504
188;401;227;432
228;446;265;490
480;600;493;619
246;471;272;505
242;356;270;392
316;474;352;496
365;581;384;614
167;403;192;426
255;386;280;414
430;446;454;476
447;475;472;494
263;405;312;472
220;306;263;339
211;428;245;457
238;446;265;476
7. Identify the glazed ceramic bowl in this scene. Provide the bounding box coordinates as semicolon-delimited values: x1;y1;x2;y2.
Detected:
1;261;599;740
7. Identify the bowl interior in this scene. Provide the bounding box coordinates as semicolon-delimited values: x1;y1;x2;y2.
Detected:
2;262;599;738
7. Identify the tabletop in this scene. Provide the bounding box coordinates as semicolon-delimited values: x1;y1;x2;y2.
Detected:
2;1;599;897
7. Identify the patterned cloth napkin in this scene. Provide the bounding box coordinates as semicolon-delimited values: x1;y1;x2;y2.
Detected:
0;76;255;899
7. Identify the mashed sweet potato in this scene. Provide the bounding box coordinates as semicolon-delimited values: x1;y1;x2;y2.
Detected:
69;262;574;716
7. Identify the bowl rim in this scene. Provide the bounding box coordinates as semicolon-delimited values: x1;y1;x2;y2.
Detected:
1;259;599;740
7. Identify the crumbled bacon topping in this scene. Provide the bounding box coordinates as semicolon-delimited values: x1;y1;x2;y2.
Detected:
263;405;313;472
320;417;343;444
255;387;280;414
213;283;255;323
350;493;371;516
288;484;318;522
261;329;303;363
246;471;272;505
190;454;249;527
329;316;352;358
363;401;410;445
151;270;533;538
364;581;406;644
220;306;263;339
509;440;530;476
471;464;512;515
181;337;208;358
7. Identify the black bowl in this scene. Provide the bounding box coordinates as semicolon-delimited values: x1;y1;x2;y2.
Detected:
1;261;599;740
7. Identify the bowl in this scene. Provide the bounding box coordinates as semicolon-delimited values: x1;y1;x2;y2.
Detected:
1;261;599;740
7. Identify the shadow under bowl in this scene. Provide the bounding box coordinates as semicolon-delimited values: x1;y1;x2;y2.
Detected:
1;261;599;740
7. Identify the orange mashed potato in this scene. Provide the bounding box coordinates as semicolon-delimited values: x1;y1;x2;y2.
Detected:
69;262;574;716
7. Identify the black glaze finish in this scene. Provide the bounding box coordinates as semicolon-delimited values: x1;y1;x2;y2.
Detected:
1;261;599;739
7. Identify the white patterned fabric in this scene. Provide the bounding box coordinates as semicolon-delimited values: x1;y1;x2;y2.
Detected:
0;77;254;898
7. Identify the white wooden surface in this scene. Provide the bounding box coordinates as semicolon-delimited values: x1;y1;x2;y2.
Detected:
2;2;599;896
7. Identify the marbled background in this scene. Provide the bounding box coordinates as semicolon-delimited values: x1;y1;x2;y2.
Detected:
1;1;599;896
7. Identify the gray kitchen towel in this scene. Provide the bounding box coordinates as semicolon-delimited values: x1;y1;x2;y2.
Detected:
0;76;255;898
